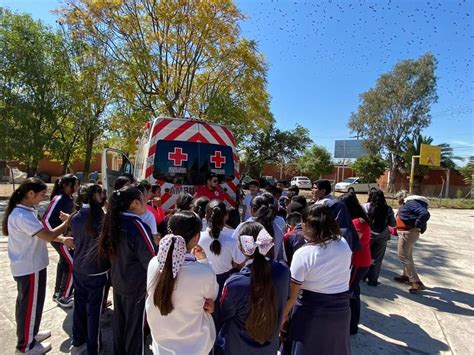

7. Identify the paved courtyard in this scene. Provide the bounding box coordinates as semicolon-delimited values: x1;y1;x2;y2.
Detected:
0;207;473;354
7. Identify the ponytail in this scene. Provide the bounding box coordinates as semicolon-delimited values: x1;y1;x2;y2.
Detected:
153;239;176;315
206;199;226;256
152;211;202;315
51;174;78;200
238;222;277;344
98;186;143;259
2;178;47;236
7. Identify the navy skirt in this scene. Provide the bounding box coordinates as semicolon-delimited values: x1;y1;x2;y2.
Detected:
213;269;234;333
286;289;352;355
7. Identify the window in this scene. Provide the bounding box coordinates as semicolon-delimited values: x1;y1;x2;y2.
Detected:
153;141;235;185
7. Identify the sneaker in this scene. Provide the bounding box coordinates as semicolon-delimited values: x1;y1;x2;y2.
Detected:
16;341;52;354
367;281;382;287
69;343;87;355
409;281;426;294
393;275;410;284
52;293;59;302
34;330;51;342
55;296;73;308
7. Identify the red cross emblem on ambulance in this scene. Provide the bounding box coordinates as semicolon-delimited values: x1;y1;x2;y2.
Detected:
210;151;226;169
168;147;188;166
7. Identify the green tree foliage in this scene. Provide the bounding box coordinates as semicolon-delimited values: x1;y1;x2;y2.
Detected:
351;155;386;183
60;0;273;149
62;28;114;178
0;9;74;175
296;145;332;180
459;157;474;187
348;53;438;192
242;124;311;178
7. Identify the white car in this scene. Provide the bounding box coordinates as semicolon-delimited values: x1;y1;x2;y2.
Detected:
335;177;378;193
290;176;312;189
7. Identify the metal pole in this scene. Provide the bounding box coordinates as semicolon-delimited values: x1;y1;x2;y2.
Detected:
445;169;450;198
409;155;420;194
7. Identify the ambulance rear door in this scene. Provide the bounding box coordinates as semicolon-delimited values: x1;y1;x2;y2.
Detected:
101;148;134;196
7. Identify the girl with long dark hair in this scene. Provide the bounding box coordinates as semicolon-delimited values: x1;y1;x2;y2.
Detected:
218;222;290;354
282;204;352;355
340;192;372;335
42;173;79;308
364;190;396;286
199;200;245;332
3;178;74;353
145;211;219;354
98;186;155;355
70;184;109;355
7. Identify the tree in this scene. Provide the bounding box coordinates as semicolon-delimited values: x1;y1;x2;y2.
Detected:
348;53;438;192
351;155;386;184
459;156;474;188
0;9;75;175
242;123;311;178
296;145;332;180
62;27;114;178
59;0;273;147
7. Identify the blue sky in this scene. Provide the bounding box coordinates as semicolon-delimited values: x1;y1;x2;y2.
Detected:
2;0;473;163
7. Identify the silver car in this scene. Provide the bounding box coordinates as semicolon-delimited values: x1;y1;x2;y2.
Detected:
290;176;312;189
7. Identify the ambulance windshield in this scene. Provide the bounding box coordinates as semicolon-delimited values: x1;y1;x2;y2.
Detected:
152;141;235;185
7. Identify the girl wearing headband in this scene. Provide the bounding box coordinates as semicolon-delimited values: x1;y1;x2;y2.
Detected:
217;222;290;354
145;211;219;355
98;186;155;355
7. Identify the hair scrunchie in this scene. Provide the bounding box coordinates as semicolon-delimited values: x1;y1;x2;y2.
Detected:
239;228;274;256
157;234;186;278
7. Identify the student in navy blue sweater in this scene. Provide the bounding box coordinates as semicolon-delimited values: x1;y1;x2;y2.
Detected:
42;174;80;308
70;184;110;355
98;186;156;355
218;222;290;354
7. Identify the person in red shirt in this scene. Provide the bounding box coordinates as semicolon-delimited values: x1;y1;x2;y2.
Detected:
148;184;165;224
339;192;372;335
194;173;225;201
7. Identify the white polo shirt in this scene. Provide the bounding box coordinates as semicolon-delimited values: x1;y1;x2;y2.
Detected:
7;204;49;277
199;228;246;274
146;254;218;355
290;237;352;294
140;210;158;235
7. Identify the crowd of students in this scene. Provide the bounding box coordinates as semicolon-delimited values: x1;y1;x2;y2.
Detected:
3;174;431;354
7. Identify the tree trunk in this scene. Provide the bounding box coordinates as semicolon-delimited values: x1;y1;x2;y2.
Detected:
27;157;38;177
82;133;95;181
388;162;397;193
61;150;72;175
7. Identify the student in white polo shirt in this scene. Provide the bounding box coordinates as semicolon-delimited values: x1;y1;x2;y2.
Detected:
2;178;74;354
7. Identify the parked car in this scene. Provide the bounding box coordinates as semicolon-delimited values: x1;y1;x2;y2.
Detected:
334;177;378;193
290;176;312;189
35;171;51;183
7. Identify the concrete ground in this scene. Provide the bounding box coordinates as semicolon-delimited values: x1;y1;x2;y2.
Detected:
1;207;473;354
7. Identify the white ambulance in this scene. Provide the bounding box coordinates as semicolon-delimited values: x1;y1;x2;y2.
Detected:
102;117;240;211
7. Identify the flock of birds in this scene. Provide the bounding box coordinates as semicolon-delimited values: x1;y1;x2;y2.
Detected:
239;0;473;108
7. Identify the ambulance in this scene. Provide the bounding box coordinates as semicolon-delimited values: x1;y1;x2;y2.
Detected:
102;117;240;211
